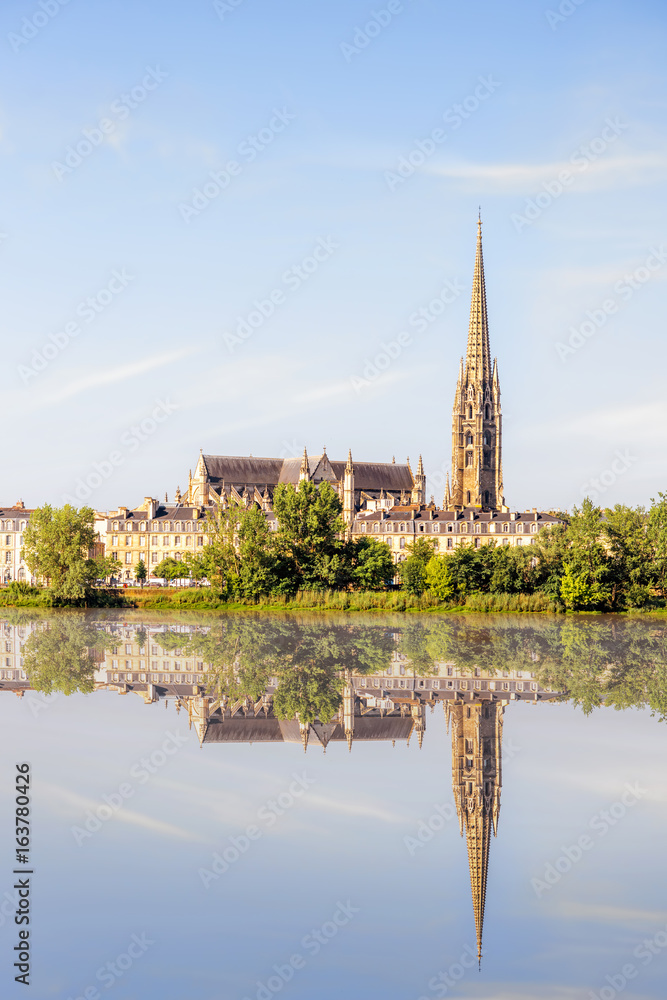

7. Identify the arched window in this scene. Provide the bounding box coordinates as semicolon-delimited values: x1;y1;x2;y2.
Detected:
467;405;473;419
466;491;471;504
531;523;538;533
400;523;406;532
517;523;524;534
465;453;473;467
484;489;490;503
474;523;480;533
460;523;467;533
485;404;490;419
433;524;440;533
503;523;509;533
373;522;379;532
466;433;473;446
446;524;452;532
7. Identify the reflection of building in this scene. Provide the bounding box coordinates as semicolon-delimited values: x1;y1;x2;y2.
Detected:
447;698;504;965
0;616;564;963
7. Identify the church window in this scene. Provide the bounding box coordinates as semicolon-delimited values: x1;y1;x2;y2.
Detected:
466;433;473;446
485;405;490;419
466;491;471;504
465;453;473;467
467;405;473;419
484;432;491;446
484;452;490;467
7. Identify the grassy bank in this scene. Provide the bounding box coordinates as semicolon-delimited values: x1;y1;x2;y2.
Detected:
2;586;664;614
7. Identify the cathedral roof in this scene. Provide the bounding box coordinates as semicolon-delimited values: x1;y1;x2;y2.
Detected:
198;454;414;493
202;455;285;486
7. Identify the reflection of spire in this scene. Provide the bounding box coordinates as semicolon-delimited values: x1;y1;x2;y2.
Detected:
300;721;309;753
449;698;505;966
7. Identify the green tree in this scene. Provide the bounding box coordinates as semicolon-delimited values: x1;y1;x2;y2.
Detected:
349;537;395;590
425;555;455;601
602;504;651;609
152;557;185;583
647;492;667;598
135;559;147;588
272;481;346;592
397;538;436;596
22;505;109;605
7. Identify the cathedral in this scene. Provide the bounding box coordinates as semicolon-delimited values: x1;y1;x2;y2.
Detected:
184;218;509;521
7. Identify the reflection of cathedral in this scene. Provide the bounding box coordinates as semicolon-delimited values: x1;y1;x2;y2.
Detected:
0;618;563;964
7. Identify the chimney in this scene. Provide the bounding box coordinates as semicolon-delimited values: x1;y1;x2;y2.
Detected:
144;497;157;519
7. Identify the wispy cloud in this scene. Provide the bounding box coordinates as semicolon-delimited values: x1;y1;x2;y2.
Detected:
40;782;206;842
555;901;667;926
38;348;196;407
425;152;667;193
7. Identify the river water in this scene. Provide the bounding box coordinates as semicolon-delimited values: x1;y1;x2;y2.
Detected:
1;611;665;1000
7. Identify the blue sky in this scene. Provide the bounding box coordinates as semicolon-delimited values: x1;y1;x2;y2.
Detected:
1;0;666;513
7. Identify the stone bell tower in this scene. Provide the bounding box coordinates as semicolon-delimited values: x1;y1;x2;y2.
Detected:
449;217;504;511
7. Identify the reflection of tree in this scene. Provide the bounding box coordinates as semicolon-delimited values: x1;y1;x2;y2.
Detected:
273;664;341;723
153;616;396;719
22;618;113;695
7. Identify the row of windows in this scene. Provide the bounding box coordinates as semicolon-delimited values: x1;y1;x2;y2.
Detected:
358;521;541;534
0;522;27;531
110;534;204;546
111;520;203;531
109;671;204;684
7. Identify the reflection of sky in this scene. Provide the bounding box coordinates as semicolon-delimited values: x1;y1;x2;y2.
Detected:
1;629;666;998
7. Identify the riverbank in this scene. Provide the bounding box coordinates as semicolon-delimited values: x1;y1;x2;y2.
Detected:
2;586;664;613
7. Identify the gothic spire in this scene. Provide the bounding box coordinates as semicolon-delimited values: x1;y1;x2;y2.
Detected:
465;215;491;387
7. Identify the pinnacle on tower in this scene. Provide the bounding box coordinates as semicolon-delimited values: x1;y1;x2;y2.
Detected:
345;448;354;473
299;446;309;481
465;214;492;386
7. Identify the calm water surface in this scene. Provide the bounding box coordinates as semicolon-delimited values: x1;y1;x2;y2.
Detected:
1;612;665;1000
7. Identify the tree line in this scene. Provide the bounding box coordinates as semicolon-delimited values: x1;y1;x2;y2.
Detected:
16;487;667;610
